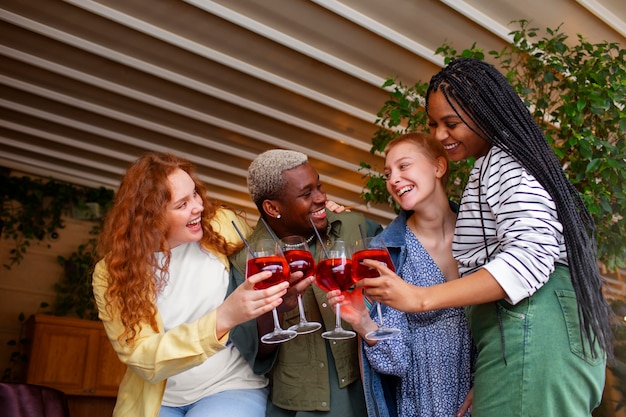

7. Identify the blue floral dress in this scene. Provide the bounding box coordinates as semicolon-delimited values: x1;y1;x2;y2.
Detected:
363;227;473;417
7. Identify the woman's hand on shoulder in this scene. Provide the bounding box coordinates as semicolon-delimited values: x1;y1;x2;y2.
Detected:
325;200;350;213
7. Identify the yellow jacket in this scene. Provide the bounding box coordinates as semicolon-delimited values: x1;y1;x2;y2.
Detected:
92;208;251;417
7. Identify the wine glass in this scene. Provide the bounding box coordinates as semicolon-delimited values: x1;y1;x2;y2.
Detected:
314;240;356;340
246;238;298;344
280;236;322;334
352;237;401;341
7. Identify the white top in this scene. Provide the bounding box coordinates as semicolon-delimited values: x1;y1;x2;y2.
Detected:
156;242;267;406
453;146;568;305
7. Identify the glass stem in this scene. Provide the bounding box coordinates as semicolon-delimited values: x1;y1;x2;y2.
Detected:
376;303;385;327
334;303;342;330
272;308;282;331
297;293;307;323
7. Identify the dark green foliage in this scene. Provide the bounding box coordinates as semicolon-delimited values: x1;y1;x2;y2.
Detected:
0;175;114;269
2;304;49;382
54;238;99;320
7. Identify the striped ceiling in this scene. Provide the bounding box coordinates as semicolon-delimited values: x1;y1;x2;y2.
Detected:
1;0;624;225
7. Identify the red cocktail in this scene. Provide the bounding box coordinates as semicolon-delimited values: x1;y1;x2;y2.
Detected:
315;258;354;292
284;249;315;285
351;238;401;341
352;248;395;279
280;235;322;335
246;255;290;290
314;239;356;340
245;238;297;344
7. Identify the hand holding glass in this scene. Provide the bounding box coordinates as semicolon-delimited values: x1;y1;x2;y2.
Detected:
352;237;401;341
315;240;356;340
246;239;298;344
280;236;322;334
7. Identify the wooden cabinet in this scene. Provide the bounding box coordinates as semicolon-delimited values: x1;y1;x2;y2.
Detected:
25;314;126;397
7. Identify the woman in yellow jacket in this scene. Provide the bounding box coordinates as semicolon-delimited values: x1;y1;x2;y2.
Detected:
92;152;289;417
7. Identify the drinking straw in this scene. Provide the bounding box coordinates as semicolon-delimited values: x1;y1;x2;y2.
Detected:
358;224;366;242
232;220;255;258
260;217;285;256
309;217;330;258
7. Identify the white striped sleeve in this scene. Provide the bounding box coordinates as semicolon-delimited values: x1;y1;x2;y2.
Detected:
453;147;567;304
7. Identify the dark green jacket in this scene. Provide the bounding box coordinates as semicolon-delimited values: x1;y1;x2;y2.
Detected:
228;209;382;413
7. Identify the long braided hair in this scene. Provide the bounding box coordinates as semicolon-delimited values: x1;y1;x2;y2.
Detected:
426;57;613;360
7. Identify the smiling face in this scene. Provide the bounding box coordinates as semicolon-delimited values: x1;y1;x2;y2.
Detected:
384;141;446;211
271;162;328;238
427;89;491;162
165;168;204;248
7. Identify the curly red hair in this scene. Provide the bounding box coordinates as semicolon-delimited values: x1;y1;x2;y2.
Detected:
98;152;243;345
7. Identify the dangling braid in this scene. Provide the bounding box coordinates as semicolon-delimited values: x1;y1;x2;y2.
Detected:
426;58;613;360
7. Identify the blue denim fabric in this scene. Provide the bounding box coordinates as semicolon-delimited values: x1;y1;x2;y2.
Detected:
370;209;410;271
360;340;399;417
157;387;269;417
361;210;411;417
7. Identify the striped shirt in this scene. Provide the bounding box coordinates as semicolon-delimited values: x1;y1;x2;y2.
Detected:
453;146;567;304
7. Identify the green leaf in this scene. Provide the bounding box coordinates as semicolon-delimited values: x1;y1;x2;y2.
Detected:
586;159;602;173
579;140;592;159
